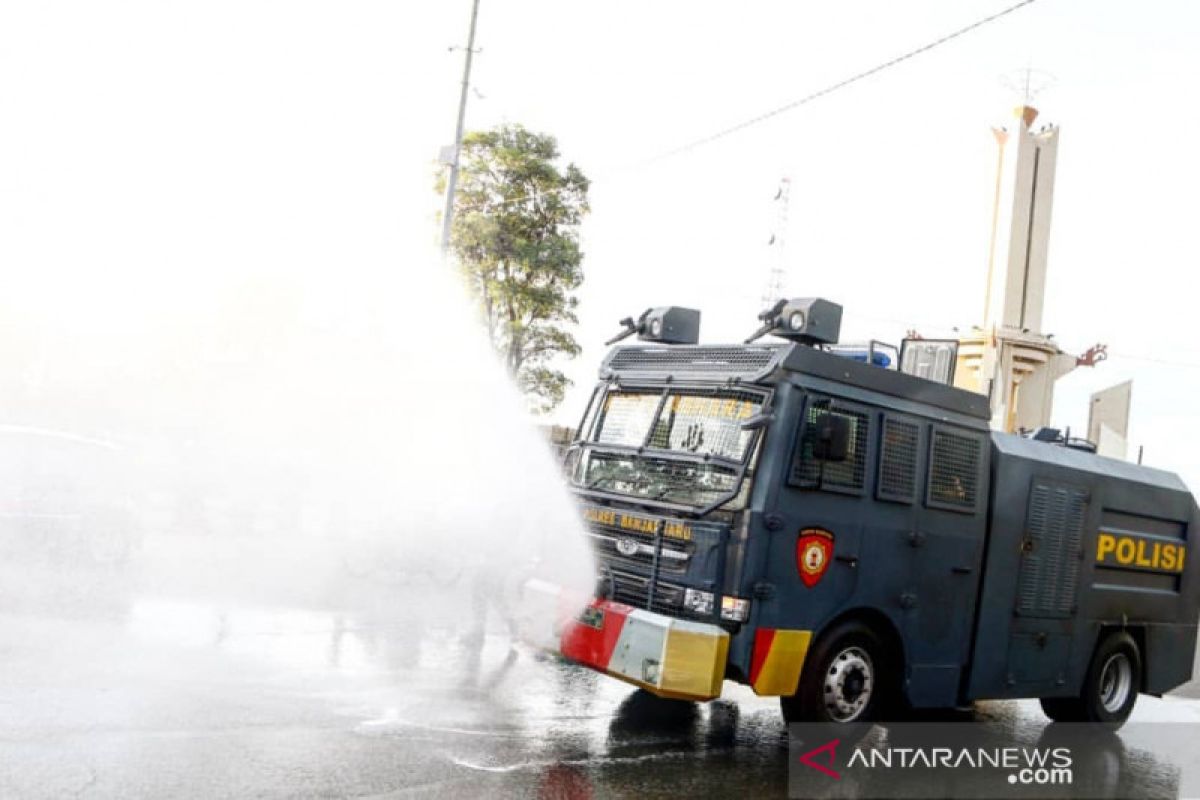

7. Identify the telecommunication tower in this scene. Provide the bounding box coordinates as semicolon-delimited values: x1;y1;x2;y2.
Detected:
761;176;792;309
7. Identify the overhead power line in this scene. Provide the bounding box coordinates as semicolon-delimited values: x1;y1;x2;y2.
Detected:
484;0;1042;211
636;0;1041;166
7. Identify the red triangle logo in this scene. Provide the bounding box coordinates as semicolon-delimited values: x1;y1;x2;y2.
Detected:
798;738;841;780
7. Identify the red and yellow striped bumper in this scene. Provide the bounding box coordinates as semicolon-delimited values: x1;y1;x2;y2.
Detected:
559;599;730;701
519;580;813;700
749;627;813;696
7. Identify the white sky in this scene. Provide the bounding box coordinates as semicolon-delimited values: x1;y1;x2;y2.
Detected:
2;1;1199;489
425;0;1200;488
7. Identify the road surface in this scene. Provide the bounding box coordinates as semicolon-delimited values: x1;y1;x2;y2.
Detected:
2;588;1199;800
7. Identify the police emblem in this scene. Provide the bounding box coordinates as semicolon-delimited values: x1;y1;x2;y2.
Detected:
796;528;835;588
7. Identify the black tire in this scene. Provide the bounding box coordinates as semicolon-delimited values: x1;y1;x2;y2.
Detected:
1039;631;1140;728
781;619;893;724
609;689;699;738
1039;696;1083;722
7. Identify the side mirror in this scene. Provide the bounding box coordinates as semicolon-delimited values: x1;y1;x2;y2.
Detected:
812;411;850;462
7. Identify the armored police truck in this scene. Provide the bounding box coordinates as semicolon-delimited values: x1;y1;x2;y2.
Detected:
550;299;1199;727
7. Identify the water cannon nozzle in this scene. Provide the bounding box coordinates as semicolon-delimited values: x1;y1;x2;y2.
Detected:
605;307;700;346
745;298;842;345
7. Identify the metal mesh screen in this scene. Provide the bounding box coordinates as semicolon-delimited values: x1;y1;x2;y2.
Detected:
607;346;780;378
593;390;762;459
790;403;869;492
594;392;661;447
927;429;982;511
878;417;919;503
1016;482;1087;618
575;451;740;507
574;387;762;508
646;390;760;460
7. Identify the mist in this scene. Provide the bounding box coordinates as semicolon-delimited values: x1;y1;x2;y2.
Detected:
0;2;594;782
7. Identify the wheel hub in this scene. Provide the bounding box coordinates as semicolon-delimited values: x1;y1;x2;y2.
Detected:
1098;652;1133;713
824;646;873;722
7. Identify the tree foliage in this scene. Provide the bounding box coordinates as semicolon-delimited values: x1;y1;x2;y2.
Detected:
440;124;589;413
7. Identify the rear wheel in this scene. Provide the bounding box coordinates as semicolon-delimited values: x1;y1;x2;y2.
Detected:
781;620;892;724
1039;631;1140;727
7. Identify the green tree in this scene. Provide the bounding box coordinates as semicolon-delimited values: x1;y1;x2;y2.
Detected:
440;124;590;413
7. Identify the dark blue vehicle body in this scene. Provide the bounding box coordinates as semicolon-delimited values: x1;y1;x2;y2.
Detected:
569;341;1199;710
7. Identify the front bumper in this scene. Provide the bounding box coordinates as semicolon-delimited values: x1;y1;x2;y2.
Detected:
555;594;730;701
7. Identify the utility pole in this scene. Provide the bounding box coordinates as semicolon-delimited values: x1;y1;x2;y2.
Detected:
440;0;482;254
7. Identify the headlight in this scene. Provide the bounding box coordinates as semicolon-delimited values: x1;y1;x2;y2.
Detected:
720;595;751;622
683;588;714;615
649;317;663;337
787;310;806;331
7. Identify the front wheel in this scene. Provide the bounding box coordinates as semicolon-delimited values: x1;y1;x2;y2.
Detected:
1039;631;1140;727
781;620;892;724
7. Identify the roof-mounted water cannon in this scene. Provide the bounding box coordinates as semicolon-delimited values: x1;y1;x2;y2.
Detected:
745;298;842;346
604;306;701;346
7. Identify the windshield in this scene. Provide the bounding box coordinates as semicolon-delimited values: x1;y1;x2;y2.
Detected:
569;388;764;508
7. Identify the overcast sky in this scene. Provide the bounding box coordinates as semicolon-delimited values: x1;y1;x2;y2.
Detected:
2;1;1198;488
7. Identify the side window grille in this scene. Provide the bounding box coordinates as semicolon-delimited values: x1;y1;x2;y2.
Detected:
877;417;919;503
790;402;869;494
927;429;983;512
789;404;821;487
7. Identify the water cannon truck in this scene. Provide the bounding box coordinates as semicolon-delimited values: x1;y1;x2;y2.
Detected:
541;298;1198;727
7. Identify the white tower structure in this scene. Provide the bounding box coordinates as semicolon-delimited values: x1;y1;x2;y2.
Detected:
955;105;1086;433
983;105;1058;332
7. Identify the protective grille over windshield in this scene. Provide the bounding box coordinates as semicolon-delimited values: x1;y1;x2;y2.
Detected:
597;390;760;460
593;393;661;447
572;388;764;508
574;451;741;507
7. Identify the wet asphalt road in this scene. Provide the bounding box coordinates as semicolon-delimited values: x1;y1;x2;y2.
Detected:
2;552;1200;800
0;597;785;799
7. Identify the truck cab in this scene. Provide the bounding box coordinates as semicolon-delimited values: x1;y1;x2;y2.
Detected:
551;299;1199;727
